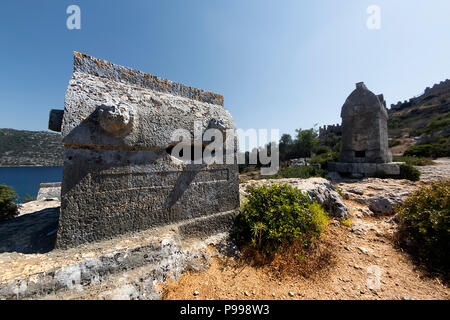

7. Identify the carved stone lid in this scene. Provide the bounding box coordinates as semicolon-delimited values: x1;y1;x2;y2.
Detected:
60;53;236;149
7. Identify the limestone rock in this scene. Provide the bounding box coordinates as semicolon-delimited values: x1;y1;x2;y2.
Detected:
368;196;400;215
0;222;231;300
336;178;417;216
357;247;369;255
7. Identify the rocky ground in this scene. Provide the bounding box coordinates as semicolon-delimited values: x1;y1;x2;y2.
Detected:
0;219;232;300
163;219;448;300
417;157;450;183
163;159;450;300
1;159;449;300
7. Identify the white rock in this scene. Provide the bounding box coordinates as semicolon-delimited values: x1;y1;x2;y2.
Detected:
358;247;369;255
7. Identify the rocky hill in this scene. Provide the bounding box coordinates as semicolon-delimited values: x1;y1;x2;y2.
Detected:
0;129;63;166
387;79;450;156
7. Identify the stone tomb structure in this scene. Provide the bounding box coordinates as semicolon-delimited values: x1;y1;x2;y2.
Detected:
49;52;240;249
36;182;61;201
328;82;400;178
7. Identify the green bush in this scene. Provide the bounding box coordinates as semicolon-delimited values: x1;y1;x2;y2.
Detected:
266;165;325;179
388;118;402;129
310;151;339;170
233;184;329;254
393;156;434;166
397;181;450;269
388;139;401;148
313;145;331;155
399;164;421;181
404;144;435;158
403;139;450;158
0;185;19;221
421;113;450;135
433;136;450;157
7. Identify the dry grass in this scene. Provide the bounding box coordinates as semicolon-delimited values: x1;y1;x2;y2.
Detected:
235;232;337;280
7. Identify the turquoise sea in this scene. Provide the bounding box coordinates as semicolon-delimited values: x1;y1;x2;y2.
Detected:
0;166;62;202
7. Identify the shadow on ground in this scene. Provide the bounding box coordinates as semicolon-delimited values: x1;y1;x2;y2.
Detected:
0;207;59;254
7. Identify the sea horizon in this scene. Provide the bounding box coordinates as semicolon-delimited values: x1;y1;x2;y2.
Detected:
0;166;62;202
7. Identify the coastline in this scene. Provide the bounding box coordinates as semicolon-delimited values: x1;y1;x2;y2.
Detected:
0;166;63;200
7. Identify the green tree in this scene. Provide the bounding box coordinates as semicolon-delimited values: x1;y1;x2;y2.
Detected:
279;134;294;162
293;128;319;158
0;185;19;221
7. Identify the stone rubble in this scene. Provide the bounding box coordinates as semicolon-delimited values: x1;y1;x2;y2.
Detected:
335;178;418;216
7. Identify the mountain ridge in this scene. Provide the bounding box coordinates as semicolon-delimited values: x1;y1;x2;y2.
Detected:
0;128;63;166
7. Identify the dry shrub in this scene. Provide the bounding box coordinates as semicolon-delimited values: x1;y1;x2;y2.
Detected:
236;229;337;280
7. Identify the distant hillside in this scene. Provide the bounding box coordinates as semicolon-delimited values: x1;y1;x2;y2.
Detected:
388;79;450;157
0;129;63;166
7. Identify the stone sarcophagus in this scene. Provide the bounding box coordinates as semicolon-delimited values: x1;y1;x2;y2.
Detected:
328;82;400;178
49;52;240;249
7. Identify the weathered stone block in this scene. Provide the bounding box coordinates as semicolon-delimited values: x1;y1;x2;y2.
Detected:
50;52;240;249
376;163;401;175
37;183;61;201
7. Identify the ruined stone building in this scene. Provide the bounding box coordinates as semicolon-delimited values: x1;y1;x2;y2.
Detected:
339;82;391;164
318;124;342;138
328;82;400;177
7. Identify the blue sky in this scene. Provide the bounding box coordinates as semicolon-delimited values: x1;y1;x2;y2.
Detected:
1;0;449;147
